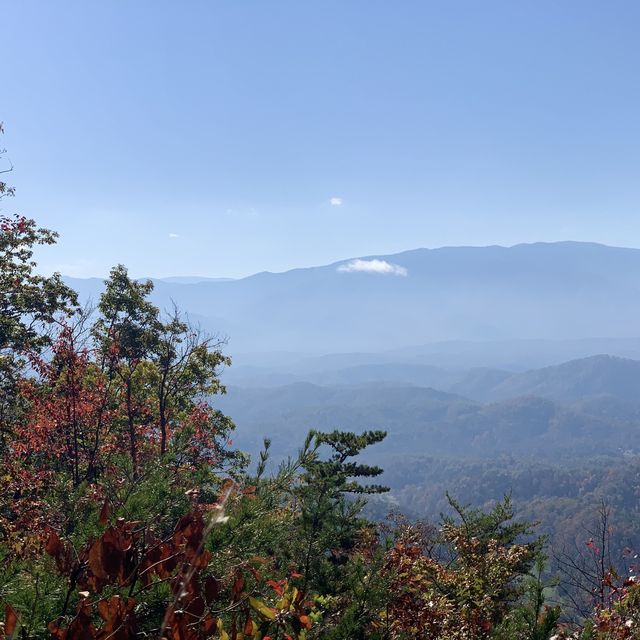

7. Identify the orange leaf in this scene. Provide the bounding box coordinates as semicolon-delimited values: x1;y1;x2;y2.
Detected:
299;615;311;629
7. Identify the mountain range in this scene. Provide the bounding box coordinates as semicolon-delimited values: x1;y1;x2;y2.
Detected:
65;241;640;353
215;354;640;461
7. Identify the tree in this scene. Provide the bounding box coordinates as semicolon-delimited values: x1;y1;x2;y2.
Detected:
296;430;388;591
0;216;76;354
154;306;230;455
378;496;545;640
92;265;162;476
555;501;621;620
0;124;76;450
0;126;76;357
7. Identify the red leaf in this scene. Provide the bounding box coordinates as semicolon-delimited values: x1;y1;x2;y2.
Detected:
232;571;245;599
249;566;262;582
266;579;285;596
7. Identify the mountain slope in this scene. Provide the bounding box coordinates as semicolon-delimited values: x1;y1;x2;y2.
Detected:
213;382;635;459
488;355;640;403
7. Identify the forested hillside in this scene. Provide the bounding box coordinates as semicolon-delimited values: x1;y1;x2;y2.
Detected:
216;379;640;458
215;373;640;608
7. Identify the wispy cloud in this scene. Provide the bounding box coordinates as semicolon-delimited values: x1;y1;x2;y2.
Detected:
168;233;180;238
337;259;408;276
330;197;343;206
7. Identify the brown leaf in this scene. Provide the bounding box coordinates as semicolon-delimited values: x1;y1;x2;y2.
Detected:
139;542;176;585
5;604;18;637
47;621;67;640
98;500;110;526
204;576;220;603
202;614;217;635
49;600;96;640
45;531;62;557
96;596;137;638
243;614;253;635
232;571;245;599
249;566;262;582
86;525;135;591
216;478;235;505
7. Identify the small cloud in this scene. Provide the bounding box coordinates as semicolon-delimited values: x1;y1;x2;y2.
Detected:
330;197;343;206
337;259;408;276
168;233;179;239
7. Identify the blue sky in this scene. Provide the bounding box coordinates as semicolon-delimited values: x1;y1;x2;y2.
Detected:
3;1;640;278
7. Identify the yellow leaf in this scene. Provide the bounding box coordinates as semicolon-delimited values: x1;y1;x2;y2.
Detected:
217;618;229;640
248;596;276;620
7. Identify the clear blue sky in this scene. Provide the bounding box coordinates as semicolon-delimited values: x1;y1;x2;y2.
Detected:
3;1;640;278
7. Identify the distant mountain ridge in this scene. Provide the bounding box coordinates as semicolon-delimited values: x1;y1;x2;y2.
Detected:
488;354;640;403
208;352;640;464
214;378;635;460
223;354;640;403
155;276;235;284
65;241;640;352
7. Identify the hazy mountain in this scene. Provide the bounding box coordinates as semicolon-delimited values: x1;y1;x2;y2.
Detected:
213;352;640;465
214;381;637;460
388;337;640;370
303;363;457;387
154;276;235;284
447;367;513;399
487;355;640;403
221;354;640;407
65;241;640;353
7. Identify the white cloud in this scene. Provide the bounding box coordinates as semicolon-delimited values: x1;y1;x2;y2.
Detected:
330;197;343;206
168;233;179;238
337;259;408;276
